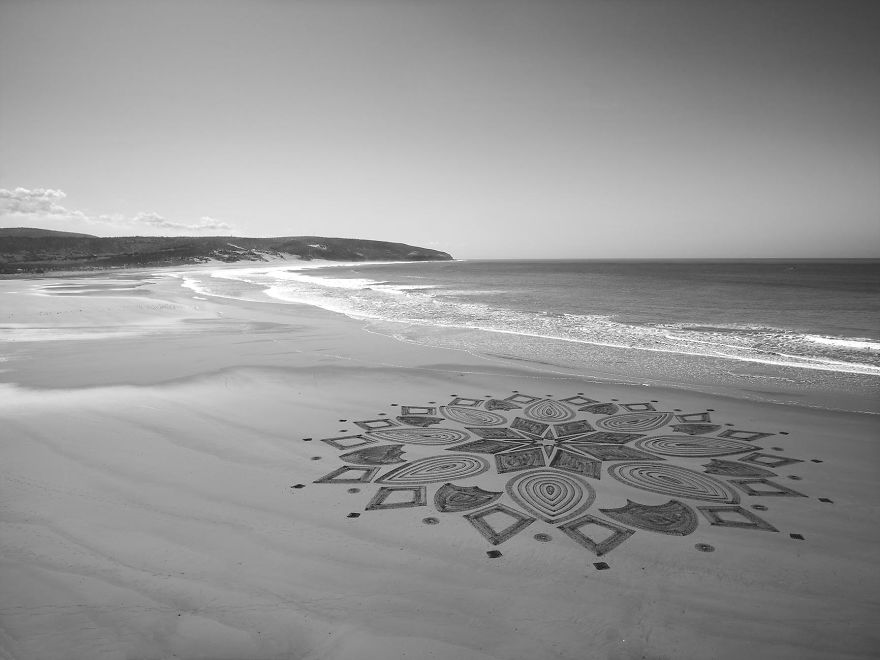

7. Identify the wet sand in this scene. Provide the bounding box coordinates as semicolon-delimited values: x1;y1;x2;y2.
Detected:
1;272;878;659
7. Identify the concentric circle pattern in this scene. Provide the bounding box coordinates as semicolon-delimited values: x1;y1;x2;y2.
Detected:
377;455;490;485
505;469;596;523
607;462;740;503
594;412;673;432
440;406;507;426
633;435;757;457
366;428;471;446
523;399;575;422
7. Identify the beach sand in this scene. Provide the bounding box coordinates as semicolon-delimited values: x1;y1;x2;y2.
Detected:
1;271;878;660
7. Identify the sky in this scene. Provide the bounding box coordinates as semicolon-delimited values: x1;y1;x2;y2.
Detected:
1;0;878;259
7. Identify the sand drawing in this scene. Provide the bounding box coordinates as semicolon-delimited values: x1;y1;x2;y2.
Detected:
697;505;779;532
400;406;437;416
464;504;536;545
576;431;644;444
595;411;673;432
504;393;543;405
523;399;576;422
560;395;599;406
307;389;820;559
557;514;635;556
505;469;596;524
340;445;406;465
495;447;546;473
449;438;530;454
633;435;758;458
440;406;507;426
718;429;775;441
449;397;484;407
465;426;527;439
314;465;380;484
397;415;444;427
701;459;777;478
377;455;490;485
552;419;595;437
434;483;503;512
321;434;378;450
607;462;740;503
670;423;722;435
729;479;807;497
547;450;602;479
600;499;698;536
484;399;521;411
675;412;712;423
366;428;471;446
510;416;549;437
354;418;399;431
580;402;619;415
574;444;662;462
365;486;427;510
738;452;804;469
621;402;656;412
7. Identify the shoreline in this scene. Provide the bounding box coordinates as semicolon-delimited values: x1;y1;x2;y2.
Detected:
6;264;879;414
1;271;878;659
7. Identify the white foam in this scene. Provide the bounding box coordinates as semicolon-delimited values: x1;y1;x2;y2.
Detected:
164;263;880;377
805;334;880;351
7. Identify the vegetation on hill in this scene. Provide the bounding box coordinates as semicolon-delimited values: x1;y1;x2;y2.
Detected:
0;229;453;273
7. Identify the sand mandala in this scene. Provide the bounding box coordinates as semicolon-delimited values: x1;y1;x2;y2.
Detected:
506;469;596;524
633;435;759;458
307;390;820;561
595;412;673;432
523;399;576;423
440;406;507;426
377;455;490;485
600;499;698;536
434;483;503;512
607;462;740;504
340;445;406;465
365;428;471;446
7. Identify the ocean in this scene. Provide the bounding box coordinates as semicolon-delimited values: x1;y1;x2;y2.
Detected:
173;259;880;411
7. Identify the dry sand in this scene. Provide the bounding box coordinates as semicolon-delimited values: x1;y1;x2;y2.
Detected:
1;271;878;660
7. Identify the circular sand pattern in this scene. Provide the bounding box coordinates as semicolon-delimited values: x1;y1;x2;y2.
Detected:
607;462;740;504
377;454;490;485
312;389;814;558
523;399;575;423
633;435;758;457
366;427;471;446
594;412;673;432
440;406;507;427
506;469;596;524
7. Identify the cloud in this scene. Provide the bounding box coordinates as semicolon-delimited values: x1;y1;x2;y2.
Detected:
0;187;89;222
133;212;233;232
0;187;234;234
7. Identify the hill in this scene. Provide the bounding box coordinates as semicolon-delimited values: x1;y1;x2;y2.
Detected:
0;227;98;239
0;230;453;273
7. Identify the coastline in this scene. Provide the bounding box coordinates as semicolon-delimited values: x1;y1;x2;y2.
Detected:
1;270;878;659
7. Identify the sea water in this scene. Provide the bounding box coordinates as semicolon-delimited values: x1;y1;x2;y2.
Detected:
172;259;880;411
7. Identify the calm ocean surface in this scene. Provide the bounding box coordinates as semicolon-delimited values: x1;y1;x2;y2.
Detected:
174;259;880;409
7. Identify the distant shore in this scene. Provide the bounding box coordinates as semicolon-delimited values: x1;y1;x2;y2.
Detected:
1;271;878;660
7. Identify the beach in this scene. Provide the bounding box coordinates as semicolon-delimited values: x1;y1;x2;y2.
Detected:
1;267;878;660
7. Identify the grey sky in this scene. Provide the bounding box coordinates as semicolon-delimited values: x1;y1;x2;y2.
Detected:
1;0;877;258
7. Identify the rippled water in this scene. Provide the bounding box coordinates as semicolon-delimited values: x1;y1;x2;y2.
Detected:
172;259;880;378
